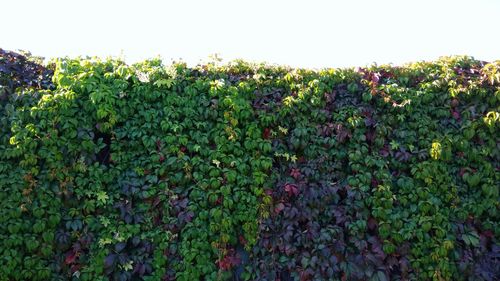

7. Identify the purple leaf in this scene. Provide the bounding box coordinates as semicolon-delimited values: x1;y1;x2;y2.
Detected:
104;254;116;268
115;242;127;253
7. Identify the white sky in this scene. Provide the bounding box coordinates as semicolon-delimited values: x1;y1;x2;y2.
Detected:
3;0;499;68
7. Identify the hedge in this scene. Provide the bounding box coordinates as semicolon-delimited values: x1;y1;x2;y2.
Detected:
0;49;499;281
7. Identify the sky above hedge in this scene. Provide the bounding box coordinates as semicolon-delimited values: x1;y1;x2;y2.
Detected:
4;0;500;68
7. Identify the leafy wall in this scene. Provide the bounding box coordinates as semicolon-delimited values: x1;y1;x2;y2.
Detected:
0;49;499;281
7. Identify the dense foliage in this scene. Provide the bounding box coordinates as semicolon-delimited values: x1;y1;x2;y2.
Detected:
0;50;498;281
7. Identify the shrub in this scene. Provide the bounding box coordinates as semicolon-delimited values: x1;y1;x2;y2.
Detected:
0;51;498;281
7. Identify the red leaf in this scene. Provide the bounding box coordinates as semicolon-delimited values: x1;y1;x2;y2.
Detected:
263;128;271;139
156;140;162;151
65;251;78;264
367;217;378;231
217;250;241;270
239;235;247;245
70;264;81;274
482;230;494;238
459;168;467;177
215;196;223;205
275;202;285;214
290;168;301;179
284;183;299;196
